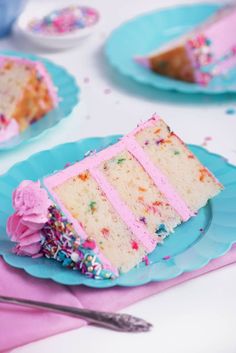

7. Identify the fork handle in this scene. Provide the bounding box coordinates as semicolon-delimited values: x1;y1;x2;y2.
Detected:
0;295;152;333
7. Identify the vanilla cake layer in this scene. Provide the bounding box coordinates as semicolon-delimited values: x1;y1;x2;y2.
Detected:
53;171;147;273
135;119;222;212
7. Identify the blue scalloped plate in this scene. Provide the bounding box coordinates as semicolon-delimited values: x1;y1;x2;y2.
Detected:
105;3;236;94
0;136;235;288
0;50;79;151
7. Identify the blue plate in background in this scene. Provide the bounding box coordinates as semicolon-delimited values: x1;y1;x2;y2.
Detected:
0;136;235;288
0;50;79;151
105;3;236;94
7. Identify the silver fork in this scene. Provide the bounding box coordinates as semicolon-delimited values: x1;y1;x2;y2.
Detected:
0;295;152;333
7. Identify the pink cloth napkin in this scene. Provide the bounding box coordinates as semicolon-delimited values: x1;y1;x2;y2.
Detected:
1;245;236;352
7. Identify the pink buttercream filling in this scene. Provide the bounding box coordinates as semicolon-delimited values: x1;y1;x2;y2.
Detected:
0;119;19;143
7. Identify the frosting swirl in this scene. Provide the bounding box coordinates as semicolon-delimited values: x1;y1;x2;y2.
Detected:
7;180;52;256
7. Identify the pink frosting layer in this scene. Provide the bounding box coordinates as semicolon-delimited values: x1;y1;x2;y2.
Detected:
44;115;194;272
203;8;236;61
0;119;19;143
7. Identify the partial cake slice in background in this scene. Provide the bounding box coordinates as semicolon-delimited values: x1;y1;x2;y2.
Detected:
135;4;236;84
6;115;223;279
0;56;57;142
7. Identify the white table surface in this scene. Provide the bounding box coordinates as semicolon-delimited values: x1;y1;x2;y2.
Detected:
1;0;236;352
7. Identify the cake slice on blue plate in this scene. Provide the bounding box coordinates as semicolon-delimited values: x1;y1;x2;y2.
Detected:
0;56;57;142
135;5;236;85
7;115;223;279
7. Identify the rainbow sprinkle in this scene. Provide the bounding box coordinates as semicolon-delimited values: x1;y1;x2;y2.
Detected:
28;6;99;36
117;158;126;164
155;223;168;237
143;255;150;266
0;114;9;129
174;150;180;155
89;201;96;213
78;172;89;181
101;227;110;237
139;216;147;225
163;255;171;260
131;240;139;250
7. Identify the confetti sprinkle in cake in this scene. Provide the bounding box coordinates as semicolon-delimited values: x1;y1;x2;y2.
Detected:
7;115;223;279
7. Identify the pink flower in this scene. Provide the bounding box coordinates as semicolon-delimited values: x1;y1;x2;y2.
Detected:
13;180;51;220
7;213;43;256
6;180;52;257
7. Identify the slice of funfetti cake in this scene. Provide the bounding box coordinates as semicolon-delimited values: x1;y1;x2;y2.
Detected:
7;115;223;279
135;5;236;85
0;56;57;143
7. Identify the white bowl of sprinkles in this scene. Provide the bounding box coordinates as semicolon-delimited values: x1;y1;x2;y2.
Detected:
15;4;100;49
